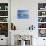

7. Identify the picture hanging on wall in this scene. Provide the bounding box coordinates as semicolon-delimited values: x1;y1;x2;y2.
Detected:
17;10;29;19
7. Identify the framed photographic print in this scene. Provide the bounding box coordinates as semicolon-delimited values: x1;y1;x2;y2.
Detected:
17;10;29;19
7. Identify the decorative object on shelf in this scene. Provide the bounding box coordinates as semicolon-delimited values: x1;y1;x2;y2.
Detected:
38;17;46;22
38;23;46;28
0;11;8;16
19;35;28;40
38;11;46;16
5;6;8;10
38;3;46;10
29;25;35;30
38;17;42;22
15;35;32;46
0;3;8;10
0;17;8;22
45;6;46;9
40;8;45;10
17;10;29;19
42;12;45;15
38;29;46;37
0;23;8;30
0;6;1;10
11;23;16;30
0;23;8;37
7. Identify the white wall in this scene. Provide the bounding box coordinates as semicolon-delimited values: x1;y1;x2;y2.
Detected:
11;0;46;30
11;0;38;30
11;0;46;46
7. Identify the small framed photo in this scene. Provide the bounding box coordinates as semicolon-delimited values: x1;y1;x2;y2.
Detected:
17;10;29;19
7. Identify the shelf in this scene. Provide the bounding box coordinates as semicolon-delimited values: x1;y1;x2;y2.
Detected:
38;3;46;37
38;16;46;17
0;10;8;11
38;28;46;29
38;10;46;11
0;21;8;23
38;22;46;23
0;16;8;17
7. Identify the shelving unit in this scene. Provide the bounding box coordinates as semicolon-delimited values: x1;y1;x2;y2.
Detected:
38;3;46;37
0;3;8;37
